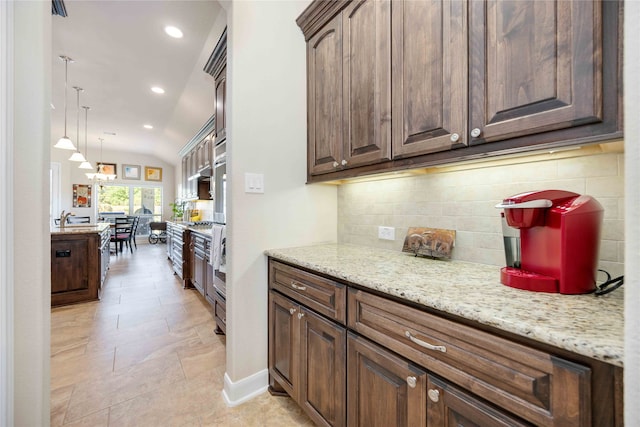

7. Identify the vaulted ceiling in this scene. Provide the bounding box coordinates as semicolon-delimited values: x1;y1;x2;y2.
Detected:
51;0;223;165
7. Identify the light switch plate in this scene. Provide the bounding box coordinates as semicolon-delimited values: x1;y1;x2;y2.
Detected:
244;172;264;193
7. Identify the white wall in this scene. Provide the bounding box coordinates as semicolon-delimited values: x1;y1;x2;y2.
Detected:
12;2;51;425
223;0;337;404
51;147;176;221
624;1;640;424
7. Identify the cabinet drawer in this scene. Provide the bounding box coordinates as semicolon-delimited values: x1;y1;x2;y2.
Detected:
214;292;226;332
348;289;591;427
269;260;346;324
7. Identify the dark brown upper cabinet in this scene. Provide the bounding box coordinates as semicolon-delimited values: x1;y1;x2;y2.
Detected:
305;0;392;176
392;0;468;159
204;28;227;145
297;0;622;183
468;0;612;146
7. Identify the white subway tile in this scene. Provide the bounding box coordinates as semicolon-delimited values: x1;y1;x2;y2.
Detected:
557;154;618;178
586;176;624;198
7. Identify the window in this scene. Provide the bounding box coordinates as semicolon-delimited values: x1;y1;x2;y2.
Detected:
97;184;162;235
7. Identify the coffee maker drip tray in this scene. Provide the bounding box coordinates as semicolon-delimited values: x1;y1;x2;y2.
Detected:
500;267;558;293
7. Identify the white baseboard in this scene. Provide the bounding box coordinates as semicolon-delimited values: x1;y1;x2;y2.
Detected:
221;369;268;407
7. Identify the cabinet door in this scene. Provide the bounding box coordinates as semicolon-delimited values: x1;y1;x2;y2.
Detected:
193;250;205;295
392;0;467;158
51;239;89;293
469;0;603;145
427;375;532;427
268;291;300;398
347;333;426;427
342;0;391;168
299;307;346;427
215;66;226;143
308;13;343;175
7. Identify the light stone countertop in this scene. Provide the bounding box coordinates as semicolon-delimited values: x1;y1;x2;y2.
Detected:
265;243;624;367
50;223;111;235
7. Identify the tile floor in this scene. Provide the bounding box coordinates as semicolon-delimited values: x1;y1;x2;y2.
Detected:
51;243;313;426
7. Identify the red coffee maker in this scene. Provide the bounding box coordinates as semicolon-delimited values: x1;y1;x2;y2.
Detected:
495;190;603;294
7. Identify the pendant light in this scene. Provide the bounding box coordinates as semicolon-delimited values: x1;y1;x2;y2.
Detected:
78;106;93;170
68;86;87;162
54;56;77;150
86;138;116;183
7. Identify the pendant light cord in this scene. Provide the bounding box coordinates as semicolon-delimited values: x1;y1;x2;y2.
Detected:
74;87;83;150
83;106;89;157
63;57;68;136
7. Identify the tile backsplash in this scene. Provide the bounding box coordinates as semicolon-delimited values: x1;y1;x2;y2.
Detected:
337;152;624;278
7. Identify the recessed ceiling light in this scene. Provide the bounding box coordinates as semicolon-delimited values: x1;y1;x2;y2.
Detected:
143;124;153;129
151;86;165;94
164;26;183;39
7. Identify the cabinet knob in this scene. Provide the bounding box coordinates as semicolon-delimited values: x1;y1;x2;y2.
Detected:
341;159;348;166
450;133;460;142
289;308;296;315
470;128;482;138
297;312;305;319
406;376;417;388
332;161;339;168
428;389;440;403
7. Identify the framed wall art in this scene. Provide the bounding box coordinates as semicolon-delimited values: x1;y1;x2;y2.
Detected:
123;164;141;180
72;184;92;208
145;166;163;182
97;162;117;177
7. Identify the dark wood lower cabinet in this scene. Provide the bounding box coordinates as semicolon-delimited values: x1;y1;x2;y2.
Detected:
299;307;346;427
347;332;426;427
427;375;532;427
267;258;621;427
51;228;110;307
269;290;299;397
268;290;346;427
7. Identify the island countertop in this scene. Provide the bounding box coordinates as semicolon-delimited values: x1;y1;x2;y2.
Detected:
265;243;624;367
50;223;111;235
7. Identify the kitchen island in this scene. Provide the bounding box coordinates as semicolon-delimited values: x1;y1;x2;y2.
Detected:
51;223;111;307
266;243;623;426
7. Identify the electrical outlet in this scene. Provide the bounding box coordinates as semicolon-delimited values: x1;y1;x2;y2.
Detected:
378;226;395;241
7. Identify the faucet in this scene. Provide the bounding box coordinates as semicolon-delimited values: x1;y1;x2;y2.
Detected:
59;210;75;226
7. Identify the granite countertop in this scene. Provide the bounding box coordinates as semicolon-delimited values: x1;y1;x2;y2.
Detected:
50;223;111;235
265;244;624;367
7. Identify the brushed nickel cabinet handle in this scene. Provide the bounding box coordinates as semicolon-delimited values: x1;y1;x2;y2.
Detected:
428;389;440;402
289;308;296;315
291;281;306;291
450;133;460;142
405;331;446;353
332;161;339;168
470;128;482;138
341;159;348;166
297;312;305;319
406;376;417;388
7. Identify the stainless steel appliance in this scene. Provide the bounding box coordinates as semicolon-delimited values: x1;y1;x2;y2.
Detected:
213;141;226;224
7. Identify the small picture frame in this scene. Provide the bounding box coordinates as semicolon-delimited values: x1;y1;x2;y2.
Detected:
73;184;92;208
123;164;141;180
145;166;163;182
97;162;117;177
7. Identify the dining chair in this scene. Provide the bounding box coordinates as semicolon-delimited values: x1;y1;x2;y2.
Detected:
110;217;133;255
127;216;140;250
